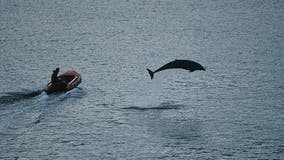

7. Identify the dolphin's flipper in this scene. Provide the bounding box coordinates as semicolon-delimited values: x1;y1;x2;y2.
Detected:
146;68;154;80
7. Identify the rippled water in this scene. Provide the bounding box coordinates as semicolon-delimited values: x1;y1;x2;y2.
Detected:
0;0;283;159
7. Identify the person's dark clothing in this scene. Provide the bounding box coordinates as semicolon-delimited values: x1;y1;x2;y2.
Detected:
51;68;60;84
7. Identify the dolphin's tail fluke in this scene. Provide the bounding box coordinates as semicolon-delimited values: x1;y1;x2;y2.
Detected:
146;68;154;80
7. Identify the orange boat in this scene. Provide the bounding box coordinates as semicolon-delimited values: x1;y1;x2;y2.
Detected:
44;70;81;94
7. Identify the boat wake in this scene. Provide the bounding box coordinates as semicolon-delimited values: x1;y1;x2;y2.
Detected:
0;87;85;135
0;87;85;106
0;90;43;106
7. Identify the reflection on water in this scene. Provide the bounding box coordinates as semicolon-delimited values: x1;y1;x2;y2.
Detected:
122;102;184;111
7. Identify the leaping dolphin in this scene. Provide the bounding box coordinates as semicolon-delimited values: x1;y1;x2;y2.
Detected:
146;59;205;79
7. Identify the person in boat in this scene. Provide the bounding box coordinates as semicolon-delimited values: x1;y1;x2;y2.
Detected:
51;68;67;90
51;68;60;84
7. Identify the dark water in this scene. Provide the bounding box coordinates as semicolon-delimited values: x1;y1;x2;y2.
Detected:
0;0;283;159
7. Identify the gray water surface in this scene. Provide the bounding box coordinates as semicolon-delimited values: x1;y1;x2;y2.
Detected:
0;0;283;159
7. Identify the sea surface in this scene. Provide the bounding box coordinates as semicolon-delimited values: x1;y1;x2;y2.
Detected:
0;0;283;159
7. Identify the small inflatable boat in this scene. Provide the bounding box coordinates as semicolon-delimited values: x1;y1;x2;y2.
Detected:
44;70;81;94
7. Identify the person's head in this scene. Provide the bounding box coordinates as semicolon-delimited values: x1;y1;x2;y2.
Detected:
54;68;59;73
